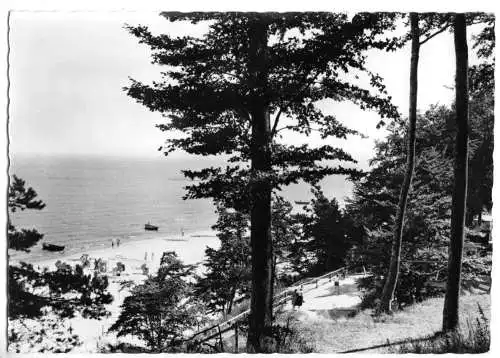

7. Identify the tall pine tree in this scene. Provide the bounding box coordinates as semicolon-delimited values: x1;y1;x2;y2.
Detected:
125;12;399;351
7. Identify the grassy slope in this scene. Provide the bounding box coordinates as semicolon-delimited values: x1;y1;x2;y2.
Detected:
294;293;490;353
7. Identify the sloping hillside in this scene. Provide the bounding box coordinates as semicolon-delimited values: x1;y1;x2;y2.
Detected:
284;292;490;353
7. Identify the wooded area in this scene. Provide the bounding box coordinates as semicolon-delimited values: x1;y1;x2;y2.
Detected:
7;12;494;353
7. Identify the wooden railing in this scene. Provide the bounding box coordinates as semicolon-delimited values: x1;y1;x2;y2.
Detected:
187;266;358;351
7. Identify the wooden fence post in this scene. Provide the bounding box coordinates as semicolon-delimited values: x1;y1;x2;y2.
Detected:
217;325;224;352
234;323;239;353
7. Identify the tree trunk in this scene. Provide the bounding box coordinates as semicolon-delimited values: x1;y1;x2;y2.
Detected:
379;13;420;313
246;17;275;353
226;286;237;315
443;13;469;332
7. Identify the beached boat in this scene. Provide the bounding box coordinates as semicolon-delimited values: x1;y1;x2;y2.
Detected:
294;201;309;205
145;223;159;231
42;243;65;252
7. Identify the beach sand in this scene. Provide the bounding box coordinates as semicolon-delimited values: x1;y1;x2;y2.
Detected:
30;230;219;270
9;232;220;353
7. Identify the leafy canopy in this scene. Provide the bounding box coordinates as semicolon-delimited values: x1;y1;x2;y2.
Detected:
125;12;401;207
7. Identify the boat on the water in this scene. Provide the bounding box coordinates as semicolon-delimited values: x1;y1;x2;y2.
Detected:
145;223;159;231
294;201;309;205
42;243;65;252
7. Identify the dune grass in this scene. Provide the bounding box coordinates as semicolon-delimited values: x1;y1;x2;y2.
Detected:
293;293;490;353
386;304;490;353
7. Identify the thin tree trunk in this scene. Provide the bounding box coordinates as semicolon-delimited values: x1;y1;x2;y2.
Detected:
246;17;275;353
226;286;237;315
379;13;420;313
443;13;469;332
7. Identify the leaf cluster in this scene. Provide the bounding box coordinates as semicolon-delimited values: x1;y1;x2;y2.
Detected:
125;12;402;206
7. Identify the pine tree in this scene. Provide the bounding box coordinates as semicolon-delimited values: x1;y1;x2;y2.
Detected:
8;175;45;252
110;252;196;352
125;12;399;351
293;187;349;276
8;176;113;352
195;206;251;316
346;101;489;308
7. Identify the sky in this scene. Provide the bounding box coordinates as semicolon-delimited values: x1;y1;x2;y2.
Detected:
8;11;483;169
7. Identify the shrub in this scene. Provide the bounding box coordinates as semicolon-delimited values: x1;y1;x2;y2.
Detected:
270;314;315;353
109;252;197;352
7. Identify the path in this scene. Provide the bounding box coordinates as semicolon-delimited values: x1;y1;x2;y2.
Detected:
285;275;364;322
217;272;367;352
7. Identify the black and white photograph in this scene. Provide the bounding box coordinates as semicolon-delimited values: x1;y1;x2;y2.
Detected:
2;2;496;354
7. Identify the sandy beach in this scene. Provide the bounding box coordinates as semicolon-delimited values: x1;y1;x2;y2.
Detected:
30;230;219;270
9;232;220;353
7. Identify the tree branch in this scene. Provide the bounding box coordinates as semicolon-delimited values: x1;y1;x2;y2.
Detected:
271;108;283;137
419;24;451;46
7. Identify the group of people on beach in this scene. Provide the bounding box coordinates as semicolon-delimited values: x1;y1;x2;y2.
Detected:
111;238;121;248
144;252;154;261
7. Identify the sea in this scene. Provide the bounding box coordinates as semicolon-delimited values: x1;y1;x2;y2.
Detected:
8;155;353;263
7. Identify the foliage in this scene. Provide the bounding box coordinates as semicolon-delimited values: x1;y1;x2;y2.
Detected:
195;196;299;315
270;314;316;353
8;175;46;212
291;187;351;277
347;94;493;307
7;175;113;353
195;205;251;315
272;195;301;273
109;252;197;352
125;13;402;350
98;342;149;353
125;13;400;204
8;175;45;251
9;261;113;319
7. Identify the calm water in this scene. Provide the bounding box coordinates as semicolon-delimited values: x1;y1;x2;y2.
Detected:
8;155;353;262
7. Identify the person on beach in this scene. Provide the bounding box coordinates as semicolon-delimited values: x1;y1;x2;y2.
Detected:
296;291;304;308
292;289;299;310
111;239;114;248
117;238;120;247
144;252;148;261
293;289;304;310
